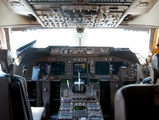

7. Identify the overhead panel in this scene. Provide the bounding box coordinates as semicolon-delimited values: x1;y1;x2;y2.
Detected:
27;0;134;28
2;0;158;28
27;0;133;5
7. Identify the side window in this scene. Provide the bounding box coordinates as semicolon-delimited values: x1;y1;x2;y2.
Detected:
0;28;7;49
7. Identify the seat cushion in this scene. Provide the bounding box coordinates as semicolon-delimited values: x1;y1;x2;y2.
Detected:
31;107;45;120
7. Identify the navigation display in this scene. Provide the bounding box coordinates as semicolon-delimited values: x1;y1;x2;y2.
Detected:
95;62;109;75
36;62;50;75
110;62;123;74
51;62;65;75
73;62;87;76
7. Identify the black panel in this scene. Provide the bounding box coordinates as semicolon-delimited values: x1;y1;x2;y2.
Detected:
51;62;65;75
50;81;61;115
95;62;109;75
110;62;123;74
73;62;87;76
27;82;37;106
37;62;50;75
99;81;111;118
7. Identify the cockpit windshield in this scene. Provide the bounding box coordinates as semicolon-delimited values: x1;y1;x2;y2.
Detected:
10;28;150;59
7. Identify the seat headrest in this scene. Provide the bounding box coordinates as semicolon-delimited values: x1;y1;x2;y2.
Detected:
115;84;159;120
0;49;13;73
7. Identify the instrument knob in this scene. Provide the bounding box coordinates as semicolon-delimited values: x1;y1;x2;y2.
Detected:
91;113;94;116
43;87;47;92
80;117;87;120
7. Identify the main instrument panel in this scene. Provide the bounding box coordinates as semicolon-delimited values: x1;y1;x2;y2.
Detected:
18;46;139;120
24;60;136;82
34;61;126;75
21;46;138;82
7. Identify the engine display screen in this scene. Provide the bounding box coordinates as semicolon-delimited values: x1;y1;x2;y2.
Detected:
110;62;123;74
36;62;50;75
51;62;65;75
90;79;98;83
75;106;86;110
62;79;71;83
73;62;87;76
74;78;87;85
95;62;109;75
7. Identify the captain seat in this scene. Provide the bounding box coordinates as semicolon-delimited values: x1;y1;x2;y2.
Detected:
0;49;44;120
114;84;159;120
